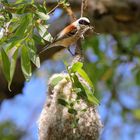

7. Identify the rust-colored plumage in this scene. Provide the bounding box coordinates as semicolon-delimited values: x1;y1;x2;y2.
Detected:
39;17;90;54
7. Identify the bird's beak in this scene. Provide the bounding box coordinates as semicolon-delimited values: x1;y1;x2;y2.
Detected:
88;26;94;31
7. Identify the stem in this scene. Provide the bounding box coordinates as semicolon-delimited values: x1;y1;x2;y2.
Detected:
47;4;60;15
64;6;77;22
81;0;88;17
72;40;84;64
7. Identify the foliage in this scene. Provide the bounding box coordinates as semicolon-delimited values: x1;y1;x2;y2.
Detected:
50;62;99;127
0;121;25;140
81;34;140;135
0;0;69;89
67;62;99;105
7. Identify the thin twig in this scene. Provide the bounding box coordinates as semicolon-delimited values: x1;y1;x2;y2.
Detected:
81;0;88;17
73;0;89;60
73;40;84;63
64;6;77;22
47;4;60;15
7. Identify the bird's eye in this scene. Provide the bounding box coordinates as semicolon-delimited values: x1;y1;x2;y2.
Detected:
79;20;90;25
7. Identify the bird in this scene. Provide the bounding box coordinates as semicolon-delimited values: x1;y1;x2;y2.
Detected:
39;17;92;54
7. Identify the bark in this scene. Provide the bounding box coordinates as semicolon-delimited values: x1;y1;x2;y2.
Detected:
0;0;140;100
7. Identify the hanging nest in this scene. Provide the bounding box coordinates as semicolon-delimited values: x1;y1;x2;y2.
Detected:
38;73;103;140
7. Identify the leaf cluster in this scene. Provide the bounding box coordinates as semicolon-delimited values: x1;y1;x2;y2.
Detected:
0;0;60;90
82;34;140;124
51;62;99;127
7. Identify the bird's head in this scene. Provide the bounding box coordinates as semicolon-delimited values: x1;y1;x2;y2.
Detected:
73;17;90;29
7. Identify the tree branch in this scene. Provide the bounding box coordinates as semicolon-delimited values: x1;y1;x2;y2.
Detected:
72;0;89;64
81;0;88;17
64;6;77;22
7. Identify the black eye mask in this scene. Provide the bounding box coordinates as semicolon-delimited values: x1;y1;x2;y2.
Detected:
79;20;90;25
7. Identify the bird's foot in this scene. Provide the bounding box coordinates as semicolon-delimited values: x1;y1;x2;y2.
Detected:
81;35;85;40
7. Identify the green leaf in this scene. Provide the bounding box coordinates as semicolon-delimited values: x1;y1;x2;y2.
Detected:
72;74;99;105
36;11;50;20
21;45;32;81
50;76;64;87
8;18;20;33
91;36;100;55
71;118;79;128
1;47;19;91
71;62;83;73
36;3;47;13
70;62;94;90
68;108;77;115
4;14;33;52
15;14;31;38
37;24;47;37
73;88;82;93
133;109;140;120
72;74;87;98
136;70;140;85
70;102;75;107
43;32;53;42
81;83;99;105
63;60;68;67
9;48;18;90
81;108;87;112
77;68;94;90
58;98;69;107
6;36;22;51
33;34;45;45
59;0;70;6
1;48;10;83
63;0;68;3
37;24;53;42
27;39;40;68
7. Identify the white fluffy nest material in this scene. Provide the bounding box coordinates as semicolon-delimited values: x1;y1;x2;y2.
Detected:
38;73;103;140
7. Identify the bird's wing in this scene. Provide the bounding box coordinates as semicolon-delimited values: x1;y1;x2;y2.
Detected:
39;25;77;54
52;24;78;43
